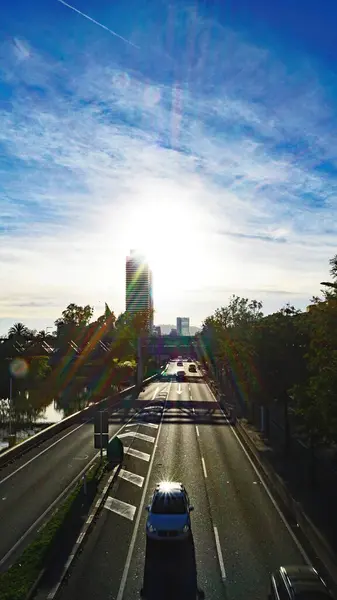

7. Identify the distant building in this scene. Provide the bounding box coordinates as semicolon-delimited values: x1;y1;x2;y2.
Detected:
153;326;161;336
176;317;190;336
126;249;153;331
169;328;177;336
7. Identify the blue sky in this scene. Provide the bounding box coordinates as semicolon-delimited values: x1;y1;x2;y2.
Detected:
1;0;337;334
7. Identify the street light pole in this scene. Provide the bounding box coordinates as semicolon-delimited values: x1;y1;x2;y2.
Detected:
9;376;12;436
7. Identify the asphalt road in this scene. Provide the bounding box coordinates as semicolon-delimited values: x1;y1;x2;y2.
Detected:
55;360;307;600
0;378;164;571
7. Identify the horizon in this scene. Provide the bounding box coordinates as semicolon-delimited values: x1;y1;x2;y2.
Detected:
1;0;337;335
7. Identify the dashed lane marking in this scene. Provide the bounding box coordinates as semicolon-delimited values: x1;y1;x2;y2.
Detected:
104;497;136;521
201;457;208;478
119;469;144;488
119;431;155;443
213;526;226;583
125;447;150;462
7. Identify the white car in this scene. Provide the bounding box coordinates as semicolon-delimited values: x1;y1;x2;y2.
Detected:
145;481;194;541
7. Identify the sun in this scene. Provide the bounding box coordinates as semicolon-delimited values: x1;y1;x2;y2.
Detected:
120;192;205;288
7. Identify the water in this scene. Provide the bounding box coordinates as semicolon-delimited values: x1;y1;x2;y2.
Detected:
0;398;66;452
34;400;65;423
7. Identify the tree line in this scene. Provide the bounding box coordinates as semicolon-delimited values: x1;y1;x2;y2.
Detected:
0;303;156;424
198;253;337;455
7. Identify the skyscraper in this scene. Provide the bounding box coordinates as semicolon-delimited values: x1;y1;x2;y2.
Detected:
126;250;153;331
177;317;190;336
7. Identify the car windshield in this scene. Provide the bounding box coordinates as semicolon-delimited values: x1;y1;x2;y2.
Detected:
151;493;186;514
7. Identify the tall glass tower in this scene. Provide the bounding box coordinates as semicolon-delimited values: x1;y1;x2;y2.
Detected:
126;250;153;331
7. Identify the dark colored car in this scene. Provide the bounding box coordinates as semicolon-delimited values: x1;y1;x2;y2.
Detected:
188;364;197;373
176;370;186;381
177;360;184;367
270;566;334;600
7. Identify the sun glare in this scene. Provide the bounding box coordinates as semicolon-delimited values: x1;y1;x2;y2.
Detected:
116;187;209;294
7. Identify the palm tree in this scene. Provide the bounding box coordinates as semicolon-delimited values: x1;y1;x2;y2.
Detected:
8;322;29;338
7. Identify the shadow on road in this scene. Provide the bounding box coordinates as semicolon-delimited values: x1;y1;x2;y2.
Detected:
109;401;231;425
140;536;205;600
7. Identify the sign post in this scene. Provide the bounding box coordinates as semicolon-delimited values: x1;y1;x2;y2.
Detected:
94;411;109;461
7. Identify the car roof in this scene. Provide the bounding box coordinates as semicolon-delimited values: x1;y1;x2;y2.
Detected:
155;481;185;494
279;567;331;596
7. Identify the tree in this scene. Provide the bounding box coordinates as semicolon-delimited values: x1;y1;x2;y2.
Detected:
253;305;308;451
200;296;264;416
96;303;116;338
55;303;94;329
8;322;29;338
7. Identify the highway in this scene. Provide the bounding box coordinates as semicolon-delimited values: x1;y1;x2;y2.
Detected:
54;360;307;600
0;380;162;571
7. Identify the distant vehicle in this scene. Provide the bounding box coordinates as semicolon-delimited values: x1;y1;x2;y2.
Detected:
188;364;197;373
145;481;194;540
176;370;186;381
270;566;334;600
177;360;183;367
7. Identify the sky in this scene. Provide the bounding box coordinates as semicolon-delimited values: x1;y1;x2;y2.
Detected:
1;0;337;335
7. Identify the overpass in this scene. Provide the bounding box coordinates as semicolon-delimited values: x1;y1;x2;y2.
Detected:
142;335;198;359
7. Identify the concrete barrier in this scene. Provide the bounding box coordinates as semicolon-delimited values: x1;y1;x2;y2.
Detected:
0;374;159;469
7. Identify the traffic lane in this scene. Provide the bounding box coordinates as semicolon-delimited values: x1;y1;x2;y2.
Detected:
0;382;161;568
56;405;166;600
197;418;306;600
122;413;224;600
0;380;160;482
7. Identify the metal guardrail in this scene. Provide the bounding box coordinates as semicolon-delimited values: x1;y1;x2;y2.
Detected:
0;374;159;469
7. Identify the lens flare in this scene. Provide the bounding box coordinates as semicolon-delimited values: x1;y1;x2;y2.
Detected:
10;358;29;378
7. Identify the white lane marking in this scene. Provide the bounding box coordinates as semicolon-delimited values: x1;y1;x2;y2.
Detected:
138;422;159;429
125;448;150;462
119;431;155;444
201;457;208;479
177;384;182;395
213;526;226;583
116;384;170;600
104;497;136;521
119;469;144;488
76;532;85;545
207;383;311;564
0;421;89;486
195;426;200;438
152;387;159;400
125;422;159;430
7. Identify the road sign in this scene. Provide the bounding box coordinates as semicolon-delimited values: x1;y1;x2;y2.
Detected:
94;411;109;451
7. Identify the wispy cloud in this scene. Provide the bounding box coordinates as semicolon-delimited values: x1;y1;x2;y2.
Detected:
0;5;336;332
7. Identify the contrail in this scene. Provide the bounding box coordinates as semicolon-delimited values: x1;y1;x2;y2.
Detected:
56;0;140;49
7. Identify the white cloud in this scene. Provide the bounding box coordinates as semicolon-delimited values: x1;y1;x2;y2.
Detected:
0;18;336;334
